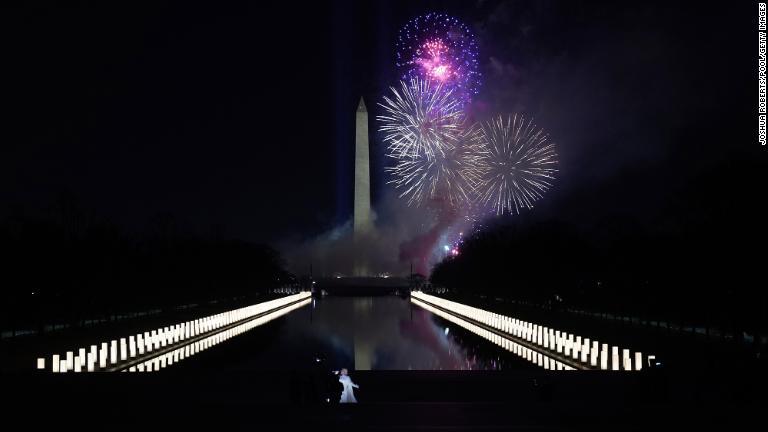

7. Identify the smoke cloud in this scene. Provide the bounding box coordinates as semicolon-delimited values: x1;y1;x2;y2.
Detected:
280;191;454;277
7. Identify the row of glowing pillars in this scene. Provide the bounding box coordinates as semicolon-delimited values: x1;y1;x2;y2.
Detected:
122;298;311;372
37;292;311;372
412;291;652;371
412;297;575;370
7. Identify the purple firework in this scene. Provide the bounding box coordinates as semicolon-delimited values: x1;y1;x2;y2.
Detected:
396;13;481;106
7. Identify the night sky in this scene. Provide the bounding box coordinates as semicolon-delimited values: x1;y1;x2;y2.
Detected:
2;0;761;245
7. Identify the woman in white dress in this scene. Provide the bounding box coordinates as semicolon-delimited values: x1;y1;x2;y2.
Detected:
334;368;359;403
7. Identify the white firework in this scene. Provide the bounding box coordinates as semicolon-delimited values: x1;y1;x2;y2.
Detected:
377;78;464;160
476;114;558;215
386;121;484;208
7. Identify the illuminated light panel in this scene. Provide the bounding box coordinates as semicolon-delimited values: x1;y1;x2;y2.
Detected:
131;298;311;372
412;297;571;370
412;291;651;372
39;292;311;372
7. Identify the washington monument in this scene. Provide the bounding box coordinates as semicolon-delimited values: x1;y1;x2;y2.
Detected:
353;97;373;276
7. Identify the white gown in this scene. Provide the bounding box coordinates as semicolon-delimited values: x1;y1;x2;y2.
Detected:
338;375;359;403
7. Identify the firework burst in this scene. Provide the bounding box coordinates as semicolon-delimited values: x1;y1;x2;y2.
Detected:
386;122;484;207
476;114;558;215
377;78;464;160
396;13;481;106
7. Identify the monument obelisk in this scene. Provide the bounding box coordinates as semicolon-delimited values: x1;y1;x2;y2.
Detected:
353;97;372;276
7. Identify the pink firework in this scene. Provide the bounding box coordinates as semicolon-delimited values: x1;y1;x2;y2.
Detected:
417;39;455;82
396;13;481;106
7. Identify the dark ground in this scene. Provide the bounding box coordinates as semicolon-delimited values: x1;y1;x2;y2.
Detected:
4;365;764;431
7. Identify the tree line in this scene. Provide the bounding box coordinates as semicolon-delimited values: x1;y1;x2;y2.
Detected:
0;208;294;336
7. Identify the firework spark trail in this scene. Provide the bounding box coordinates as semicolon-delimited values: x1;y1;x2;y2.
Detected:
377;78;464;161
476;114;559;215
385;120;484;208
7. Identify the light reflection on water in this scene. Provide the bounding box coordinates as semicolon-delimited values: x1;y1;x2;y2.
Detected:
156;296;538;371
412;297;575;370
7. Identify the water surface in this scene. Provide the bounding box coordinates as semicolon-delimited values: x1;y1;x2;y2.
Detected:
171;296;537;371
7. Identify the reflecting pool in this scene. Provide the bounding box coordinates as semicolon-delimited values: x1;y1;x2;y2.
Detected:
168;296;539;371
